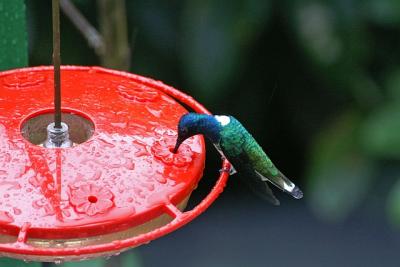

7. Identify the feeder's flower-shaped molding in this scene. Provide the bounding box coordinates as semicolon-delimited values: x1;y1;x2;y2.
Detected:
70;184;114;216
151;138;193;167
3;72;46;89
118;83;159;103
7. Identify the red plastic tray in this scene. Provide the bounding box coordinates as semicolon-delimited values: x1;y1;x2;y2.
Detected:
0;66;230;260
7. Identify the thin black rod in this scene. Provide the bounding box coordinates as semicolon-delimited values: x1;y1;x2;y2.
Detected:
52;0;62;128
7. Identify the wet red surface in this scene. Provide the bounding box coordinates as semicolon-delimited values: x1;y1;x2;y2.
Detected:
0;66;206;239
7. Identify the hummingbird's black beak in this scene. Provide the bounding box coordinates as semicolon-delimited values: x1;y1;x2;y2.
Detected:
172;137;183;154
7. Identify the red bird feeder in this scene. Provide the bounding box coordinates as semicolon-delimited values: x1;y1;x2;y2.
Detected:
0;66;230;262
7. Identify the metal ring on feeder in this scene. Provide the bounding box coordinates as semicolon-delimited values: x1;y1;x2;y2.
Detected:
0;66;230;262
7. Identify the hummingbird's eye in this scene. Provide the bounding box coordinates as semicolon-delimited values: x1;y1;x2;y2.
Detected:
182;127;188;135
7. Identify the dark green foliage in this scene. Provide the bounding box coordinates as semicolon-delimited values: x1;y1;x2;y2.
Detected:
0;0;28;70
290;0;400;225
0;258;40;267
306;111;376;222
180;0;271;103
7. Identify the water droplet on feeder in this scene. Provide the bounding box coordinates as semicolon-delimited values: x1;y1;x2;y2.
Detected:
124;158;135;170
92;170;102;180
155;175;167;184
28;176;40;188
111;122;127;129
13;207;22;215
98;136;116;148
145;106;162;118
32;200;43;210
141;182;155;191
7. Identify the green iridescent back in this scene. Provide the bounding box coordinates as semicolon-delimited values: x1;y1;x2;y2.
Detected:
219;116;279;177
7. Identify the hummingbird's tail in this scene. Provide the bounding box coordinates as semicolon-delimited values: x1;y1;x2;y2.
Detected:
290;184;304;199
255;170;303;199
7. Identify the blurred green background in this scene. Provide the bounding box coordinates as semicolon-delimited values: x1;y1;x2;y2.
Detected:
1;0;400;266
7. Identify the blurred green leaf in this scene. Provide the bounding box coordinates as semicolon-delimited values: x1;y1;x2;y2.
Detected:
0;258;40;267
361;104;400;159
120;251;143;267
289;0;382;107
61;258;105;267
307;111;360;173
387;178;400;226
0;0;28;70
307;111;375;222
385;69;400;101
290;0;370;67
181;0;271;101
363;0;400;26
292;1;341;66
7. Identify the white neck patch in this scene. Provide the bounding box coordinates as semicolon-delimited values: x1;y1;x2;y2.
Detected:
215;115;230;126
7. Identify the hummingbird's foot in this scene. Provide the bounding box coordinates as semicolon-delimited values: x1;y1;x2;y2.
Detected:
219;166;230;173
229;165;237;175
219;165;237;175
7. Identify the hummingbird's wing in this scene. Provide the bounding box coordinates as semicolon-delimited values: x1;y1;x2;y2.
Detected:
240;169;280;205
242;133;303;199
227;153;280;205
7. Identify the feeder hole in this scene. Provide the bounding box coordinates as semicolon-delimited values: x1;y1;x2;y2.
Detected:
88;196;98;203
21;111;95;146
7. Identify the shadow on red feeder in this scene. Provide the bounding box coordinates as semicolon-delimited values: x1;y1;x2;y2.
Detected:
0;66;230;262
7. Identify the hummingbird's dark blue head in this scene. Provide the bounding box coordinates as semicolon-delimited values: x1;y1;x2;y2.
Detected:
173;113;222;153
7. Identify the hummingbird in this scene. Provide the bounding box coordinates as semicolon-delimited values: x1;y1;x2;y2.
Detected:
173;113;303;205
